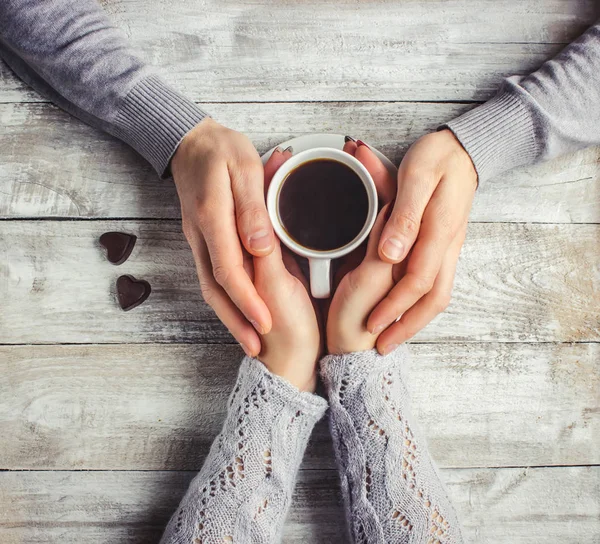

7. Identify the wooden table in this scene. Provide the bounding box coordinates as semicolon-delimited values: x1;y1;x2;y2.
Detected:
1;1;599;542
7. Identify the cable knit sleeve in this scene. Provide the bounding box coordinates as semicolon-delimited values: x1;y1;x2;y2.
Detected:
161;357;327;544
320;347;463;544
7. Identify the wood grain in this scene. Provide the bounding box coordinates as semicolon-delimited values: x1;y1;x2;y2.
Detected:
2;1;599;541
1;467;598;543
0;343;598;470
1;0;599;103
1;221;598;344
1;102;599;222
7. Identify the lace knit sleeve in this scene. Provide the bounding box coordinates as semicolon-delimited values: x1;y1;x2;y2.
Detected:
161;357;328;544
320;348;463;544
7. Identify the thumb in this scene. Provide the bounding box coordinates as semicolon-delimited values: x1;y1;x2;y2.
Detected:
378;163;438;263
230;155;276;257
253;239;289;288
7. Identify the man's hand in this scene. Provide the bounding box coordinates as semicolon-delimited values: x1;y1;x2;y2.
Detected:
171;118;276;357
366;129;477;353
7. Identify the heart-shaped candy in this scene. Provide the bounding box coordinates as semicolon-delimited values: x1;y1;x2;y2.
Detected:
116;275;151;311
99;232;137;265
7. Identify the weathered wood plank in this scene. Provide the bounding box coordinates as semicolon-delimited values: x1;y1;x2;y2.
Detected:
1;467;598;543
0;221;598;344
1;0;599;103
1;102;598;222
0;343;597;470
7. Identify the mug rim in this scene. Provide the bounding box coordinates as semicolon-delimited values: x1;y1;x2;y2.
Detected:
266;147;378;260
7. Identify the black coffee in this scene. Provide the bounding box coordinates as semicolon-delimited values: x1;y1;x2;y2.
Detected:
278;159;369;251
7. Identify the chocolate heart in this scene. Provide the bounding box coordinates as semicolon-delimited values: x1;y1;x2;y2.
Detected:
99;232;137;265
116;275;151;311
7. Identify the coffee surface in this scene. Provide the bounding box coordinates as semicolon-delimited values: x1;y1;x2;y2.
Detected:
278;159;369;251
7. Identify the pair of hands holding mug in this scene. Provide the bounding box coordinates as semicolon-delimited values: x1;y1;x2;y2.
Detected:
243;145;399;392
171;118;478;379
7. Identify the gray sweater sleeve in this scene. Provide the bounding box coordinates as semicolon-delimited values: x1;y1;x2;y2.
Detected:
160;357;327;544
320;348;463;544
445;21;600;183
0;0;207;177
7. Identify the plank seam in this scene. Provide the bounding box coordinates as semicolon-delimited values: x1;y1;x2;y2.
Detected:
1;465;598;473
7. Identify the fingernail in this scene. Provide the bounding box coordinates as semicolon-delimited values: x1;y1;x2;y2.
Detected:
250;319;266;335
240;343;252;357
356;140;369;148
272;146;283;154
371;324;385;335
344;136;356;143
283;146;293;154
248;229;272;252
382;344;399;355
381;237;404;261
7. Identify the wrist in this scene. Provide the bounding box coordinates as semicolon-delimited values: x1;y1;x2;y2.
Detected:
258;355;319;392
233;357;328;428
170;117;215;181
438;129;478;190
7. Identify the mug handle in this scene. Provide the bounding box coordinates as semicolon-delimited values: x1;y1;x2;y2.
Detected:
309;258;331;299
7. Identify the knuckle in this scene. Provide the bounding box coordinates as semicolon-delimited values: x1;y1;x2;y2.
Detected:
433;293;451;314
237;204;268;231
212;264;232;289
243;159;263;178
181;219;193;242
411;274;435;295
197;272;217;307
434;206;457;235
346;269;364;295
389;211;421;238
200;284;217;307
234;158;263;183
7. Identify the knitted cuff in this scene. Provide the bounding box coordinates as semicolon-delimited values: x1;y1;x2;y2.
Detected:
320;347;411;399
443;85;541;184
238;357;329;422
112;74;208;177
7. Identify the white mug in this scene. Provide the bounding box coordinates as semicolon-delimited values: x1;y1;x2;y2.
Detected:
266;147;378;298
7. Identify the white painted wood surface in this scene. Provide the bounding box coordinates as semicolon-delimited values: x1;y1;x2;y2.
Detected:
1;0;599;541
0;343;597;470
1;467;598;544
1;102;599;222
1;0;599;103
1;221;598;344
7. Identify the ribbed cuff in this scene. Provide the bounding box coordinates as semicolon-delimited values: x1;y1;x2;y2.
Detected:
112;74;208;177
443;87;541;184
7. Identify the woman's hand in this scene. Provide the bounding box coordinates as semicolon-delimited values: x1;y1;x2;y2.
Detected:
326;201;397;354
252;150;322;392
171;118;276;357
366;130;476;352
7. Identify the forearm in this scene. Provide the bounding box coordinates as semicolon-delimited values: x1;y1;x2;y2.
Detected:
446;21;600;182
320;348;463;544
161;357;327;544
0;0;207;176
